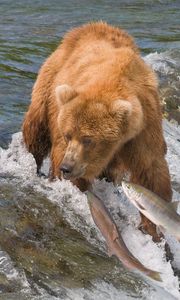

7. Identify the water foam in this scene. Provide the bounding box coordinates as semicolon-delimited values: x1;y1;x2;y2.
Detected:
0;122;180;299
145;52;176;75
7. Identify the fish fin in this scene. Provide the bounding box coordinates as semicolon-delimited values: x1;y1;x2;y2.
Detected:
135;200;145;210
112;225;119;241
168;201;180;212
156;226;161;236
157;225;166;234
148;271;162;282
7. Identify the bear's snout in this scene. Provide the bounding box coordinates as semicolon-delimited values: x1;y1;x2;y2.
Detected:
60;163;73;179
60;160;86;178
60;156;87;179
59;140;87;179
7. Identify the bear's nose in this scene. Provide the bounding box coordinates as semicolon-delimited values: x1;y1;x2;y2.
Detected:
60;163;73;176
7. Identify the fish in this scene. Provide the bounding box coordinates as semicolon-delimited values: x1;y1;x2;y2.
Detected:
122;181;180;242
86;190;162;282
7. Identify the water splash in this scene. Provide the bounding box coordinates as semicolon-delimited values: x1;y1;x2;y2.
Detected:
0;121;179;299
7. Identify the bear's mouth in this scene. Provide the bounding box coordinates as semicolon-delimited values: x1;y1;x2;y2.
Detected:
61;169;86;180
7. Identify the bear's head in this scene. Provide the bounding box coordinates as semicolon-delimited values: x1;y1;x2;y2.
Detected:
55;84;143;181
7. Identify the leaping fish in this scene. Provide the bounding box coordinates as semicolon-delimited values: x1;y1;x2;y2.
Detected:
122;181;180;242
87;190;162;282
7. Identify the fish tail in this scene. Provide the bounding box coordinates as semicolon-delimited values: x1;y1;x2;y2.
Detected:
148;270;162;282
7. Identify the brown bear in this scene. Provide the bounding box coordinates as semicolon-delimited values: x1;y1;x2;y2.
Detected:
22;22;172;242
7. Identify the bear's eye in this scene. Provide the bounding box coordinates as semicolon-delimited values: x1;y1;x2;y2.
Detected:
81;136;93;146
64;133;72;143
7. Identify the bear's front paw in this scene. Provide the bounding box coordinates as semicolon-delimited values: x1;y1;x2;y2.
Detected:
106;168;124;186
48;166;62;182
37;169;47;178
138;218;163;243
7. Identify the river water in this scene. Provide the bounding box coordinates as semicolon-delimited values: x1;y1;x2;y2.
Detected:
0;1;180;299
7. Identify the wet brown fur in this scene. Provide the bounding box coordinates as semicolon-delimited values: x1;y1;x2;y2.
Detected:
22;22;172;241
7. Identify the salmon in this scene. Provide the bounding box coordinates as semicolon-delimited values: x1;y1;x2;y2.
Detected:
122;181;180;242
87;190;162;282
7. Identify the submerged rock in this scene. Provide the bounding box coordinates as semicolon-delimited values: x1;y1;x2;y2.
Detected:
0;181;148;299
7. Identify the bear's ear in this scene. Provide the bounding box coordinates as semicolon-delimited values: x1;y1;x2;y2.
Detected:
110;98;143;137
55;84;77;107
111;99;132;119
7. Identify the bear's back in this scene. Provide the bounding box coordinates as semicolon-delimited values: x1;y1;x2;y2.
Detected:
53;23;144;93
61;21;139;55
59;22;139;81
53;23;157;103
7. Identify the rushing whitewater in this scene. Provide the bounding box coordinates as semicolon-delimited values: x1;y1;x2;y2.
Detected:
0;119;179;299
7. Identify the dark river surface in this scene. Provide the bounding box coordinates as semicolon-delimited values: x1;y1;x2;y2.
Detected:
0;1;180;299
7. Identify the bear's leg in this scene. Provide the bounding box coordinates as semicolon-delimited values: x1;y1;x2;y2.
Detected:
131;156;172;242
50;144;66;179
22;103;51;173
22;49;60;173
103;156;126;184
